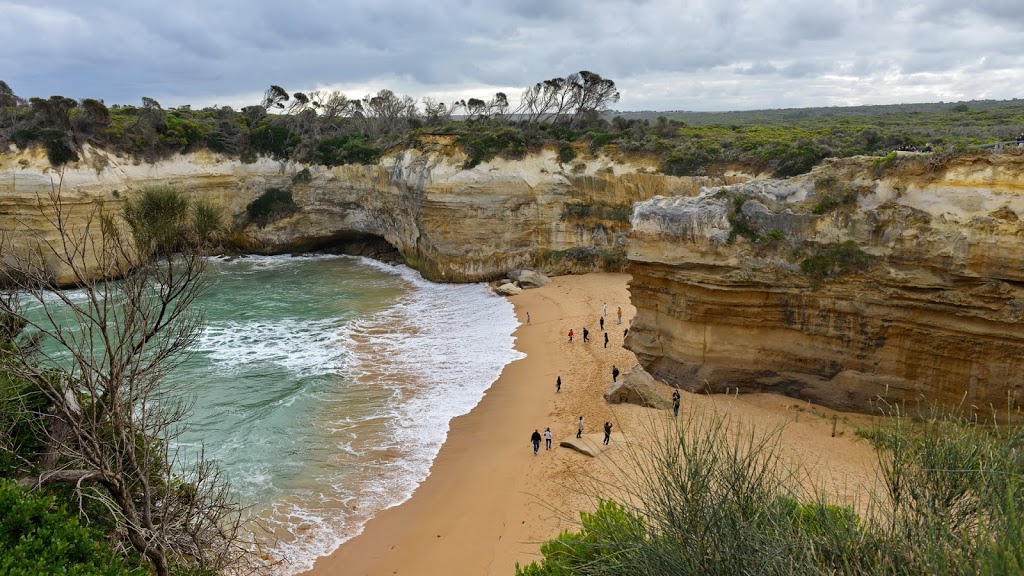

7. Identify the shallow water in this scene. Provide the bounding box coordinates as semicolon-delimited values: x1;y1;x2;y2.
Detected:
22;254;522;573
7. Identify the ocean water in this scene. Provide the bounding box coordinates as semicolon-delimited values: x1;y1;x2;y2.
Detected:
82;254;521;574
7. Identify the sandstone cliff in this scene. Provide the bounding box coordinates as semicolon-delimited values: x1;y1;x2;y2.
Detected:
627;151;1024;422
0;141;730;284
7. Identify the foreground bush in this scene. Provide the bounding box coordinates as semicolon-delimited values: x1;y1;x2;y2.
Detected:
0;480;146;576
518;410;1024;575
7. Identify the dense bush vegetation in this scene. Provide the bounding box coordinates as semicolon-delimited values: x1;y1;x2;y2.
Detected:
518;410;1024;575
1;185;245;575
3;77;1021;177
561;201;632;222
245;187;298;227
800;240;876;280
0;481;147;576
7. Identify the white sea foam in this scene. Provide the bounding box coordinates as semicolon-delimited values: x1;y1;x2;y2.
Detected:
260;258;523;574
199;317;347;378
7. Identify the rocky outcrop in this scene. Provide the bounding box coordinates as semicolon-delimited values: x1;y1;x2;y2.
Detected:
0;141;729;285
626;152;1024;422
604;366;671;409
509;269;549;288
494;283;522;296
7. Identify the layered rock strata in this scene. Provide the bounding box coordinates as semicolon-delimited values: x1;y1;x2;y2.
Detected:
627;153;1024;421
0;142;728;284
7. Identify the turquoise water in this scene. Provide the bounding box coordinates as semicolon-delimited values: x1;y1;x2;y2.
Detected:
25;254;523;574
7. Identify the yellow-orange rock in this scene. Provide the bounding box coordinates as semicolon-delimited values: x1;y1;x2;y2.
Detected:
627;153;1024;422
0;144;725;284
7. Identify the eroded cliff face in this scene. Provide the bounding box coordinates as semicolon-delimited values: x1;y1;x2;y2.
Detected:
627;152;1024;421
0;141;729;283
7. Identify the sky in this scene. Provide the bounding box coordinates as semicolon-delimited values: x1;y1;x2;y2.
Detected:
2;0;1022;112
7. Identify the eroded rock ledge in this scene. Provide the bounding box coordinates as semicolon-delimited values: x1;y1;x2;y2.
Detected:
0;142;732;284
626;153;1024;422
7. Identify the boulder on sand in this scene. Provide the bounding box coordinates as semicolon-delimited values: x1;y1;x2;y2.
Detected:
604;366;671;409
494;282;522;296
509;269;550;288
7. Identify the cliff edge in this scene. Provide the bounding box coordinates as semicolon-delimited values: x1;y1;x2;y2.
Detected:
0;141;730;284
626;152;1024;421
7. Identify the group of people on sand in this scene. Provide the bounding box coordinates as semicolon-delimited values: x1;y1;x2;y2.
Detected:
568;303;627;347
529;302;633;455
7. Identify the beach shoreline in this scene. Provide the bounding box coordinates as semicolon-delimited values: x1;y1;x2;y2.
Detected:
301;272;879;576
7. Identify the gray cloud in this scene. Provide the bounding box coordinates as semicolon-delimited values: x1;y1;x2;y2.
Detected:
1;0;1022;111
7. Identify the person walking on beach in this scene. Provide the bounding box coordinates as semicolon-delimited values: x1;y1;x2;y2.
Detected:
568;329;574;343
672;389;681;418
577;416;584;439
617;306;623;325
612;365;620;382
544;427;553;450
623;328;628;339
583;327;589;342
531;429;542;455
603;421;612;445
526;311;531;325
604;332;609;348
556;375;562;393
600;316;605;331
603;302;608;317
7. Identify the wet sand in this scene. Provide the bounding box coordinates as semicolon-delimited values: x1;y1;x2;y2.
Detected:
302;273;880;575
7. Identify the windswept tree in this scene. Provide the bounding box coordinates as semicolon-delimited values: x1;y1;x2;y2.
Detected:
71;98;111;141
465;97;487;120
0;183;256;576
362;89;418;138
27;95;78;134
487;92;510;120
421;97;451;126
0;80;22;138
261;85;289;111
568;70;620;127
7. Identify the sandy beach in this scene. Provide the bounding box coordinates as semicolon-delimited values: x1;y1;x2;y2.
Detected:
302;272;880;576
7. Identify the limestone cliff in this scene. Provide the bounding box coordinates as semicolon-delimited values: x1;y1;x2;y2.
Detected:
0;140;728;284
626;152;1024;422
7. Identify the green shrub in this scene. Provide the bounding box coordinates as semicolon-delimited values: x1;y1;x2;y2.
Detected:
311;134;381;166
292;168;312;184
589;131;618;152
248;123;299;159
811;188;858;214
122;185;191;254
161;113;207;150
0;481;146;576
800;240;875;280
516;500;645;575
557;143;577;164
0;370;46;477
523;408;1024;575
10;128;80;166
560;202;631;222
771;144;828;177
245;187;298;227
458;127;528;169
190;199;223;243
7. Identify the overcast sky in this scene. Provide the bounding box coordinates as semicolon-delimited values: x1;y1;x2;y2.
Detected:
2;0;1022;112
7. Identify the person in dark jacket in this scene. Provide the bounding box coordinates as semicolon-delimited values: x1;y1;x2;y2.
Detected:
531;429;542;454
603;421;613;445
612;365;620;382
